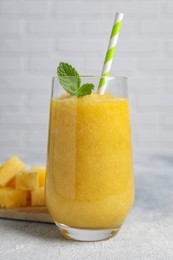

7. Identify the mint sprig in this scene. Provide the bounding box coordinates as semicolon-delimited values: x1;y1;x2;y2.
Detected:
57;62;94;97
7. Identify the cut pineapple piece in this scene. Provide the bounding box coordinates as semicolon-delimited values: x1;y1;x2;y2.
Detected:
31;166;46;187
0;188;27;208
31;187;45;206
0;156;25;186
16;170;39;191
7;177;16;188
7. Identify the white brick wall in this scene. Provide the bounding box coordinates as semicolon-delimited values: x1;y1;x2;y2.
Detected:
0;0;173;164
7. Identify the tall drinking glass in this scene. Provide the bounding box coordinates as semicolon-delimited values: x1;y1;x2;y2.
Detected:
46;76;134;241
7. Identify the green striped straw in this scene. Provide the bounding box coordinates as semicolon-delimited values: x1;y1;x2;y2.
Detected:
97;13;124;95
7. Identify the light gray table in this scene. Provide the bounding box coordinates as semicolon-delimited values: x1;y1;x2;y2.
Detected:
0;155;173;260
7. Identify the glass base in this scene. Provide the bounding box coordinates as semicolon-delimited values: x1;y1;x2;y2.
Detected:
56;223;121;242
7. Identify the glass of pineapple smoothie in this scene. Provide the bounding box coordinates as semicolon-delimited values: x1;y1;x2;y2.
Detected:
46;75;134;241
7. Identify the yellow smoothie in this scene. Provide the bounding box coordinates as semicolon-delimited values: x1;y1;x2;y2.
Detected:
46;93;134;228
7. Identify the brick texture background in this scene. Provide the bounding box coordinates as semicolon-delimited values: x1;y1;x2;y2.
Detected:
0;0;173;164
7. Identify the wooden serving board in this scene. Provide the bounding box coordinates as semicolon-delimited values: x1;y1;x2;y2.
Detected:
0;207;54;223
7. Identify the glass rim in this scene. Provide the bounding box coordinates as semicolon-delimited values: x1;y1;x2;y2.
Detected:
52;75;128;80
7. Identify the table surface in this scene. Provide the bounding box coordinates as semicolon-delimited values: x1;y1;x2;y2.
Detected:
0;155;173;260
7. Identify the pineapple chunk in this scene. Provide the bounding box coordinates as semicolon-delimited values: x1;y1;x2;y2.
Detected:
16;170;39;191
7;177;16;188
31;187;45;206
31;166;46;187
0;156;25;186
0;188;27;208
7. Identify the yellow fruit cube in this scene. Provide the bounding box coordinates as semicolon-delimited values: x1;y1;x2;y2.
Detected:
7;177;16;188
0;188;27;208
16;170;39;191
31;166;46;187
0;156;25;186
31;187;45;206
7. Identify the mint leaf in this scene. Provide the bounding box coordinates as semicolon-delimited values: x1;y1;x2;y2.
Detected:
77;83;94;97
57;62;95;97
57;62;81;95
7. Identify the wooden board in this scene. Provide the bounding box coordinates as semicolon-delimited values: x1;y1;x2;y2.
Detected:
0;207;54;223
